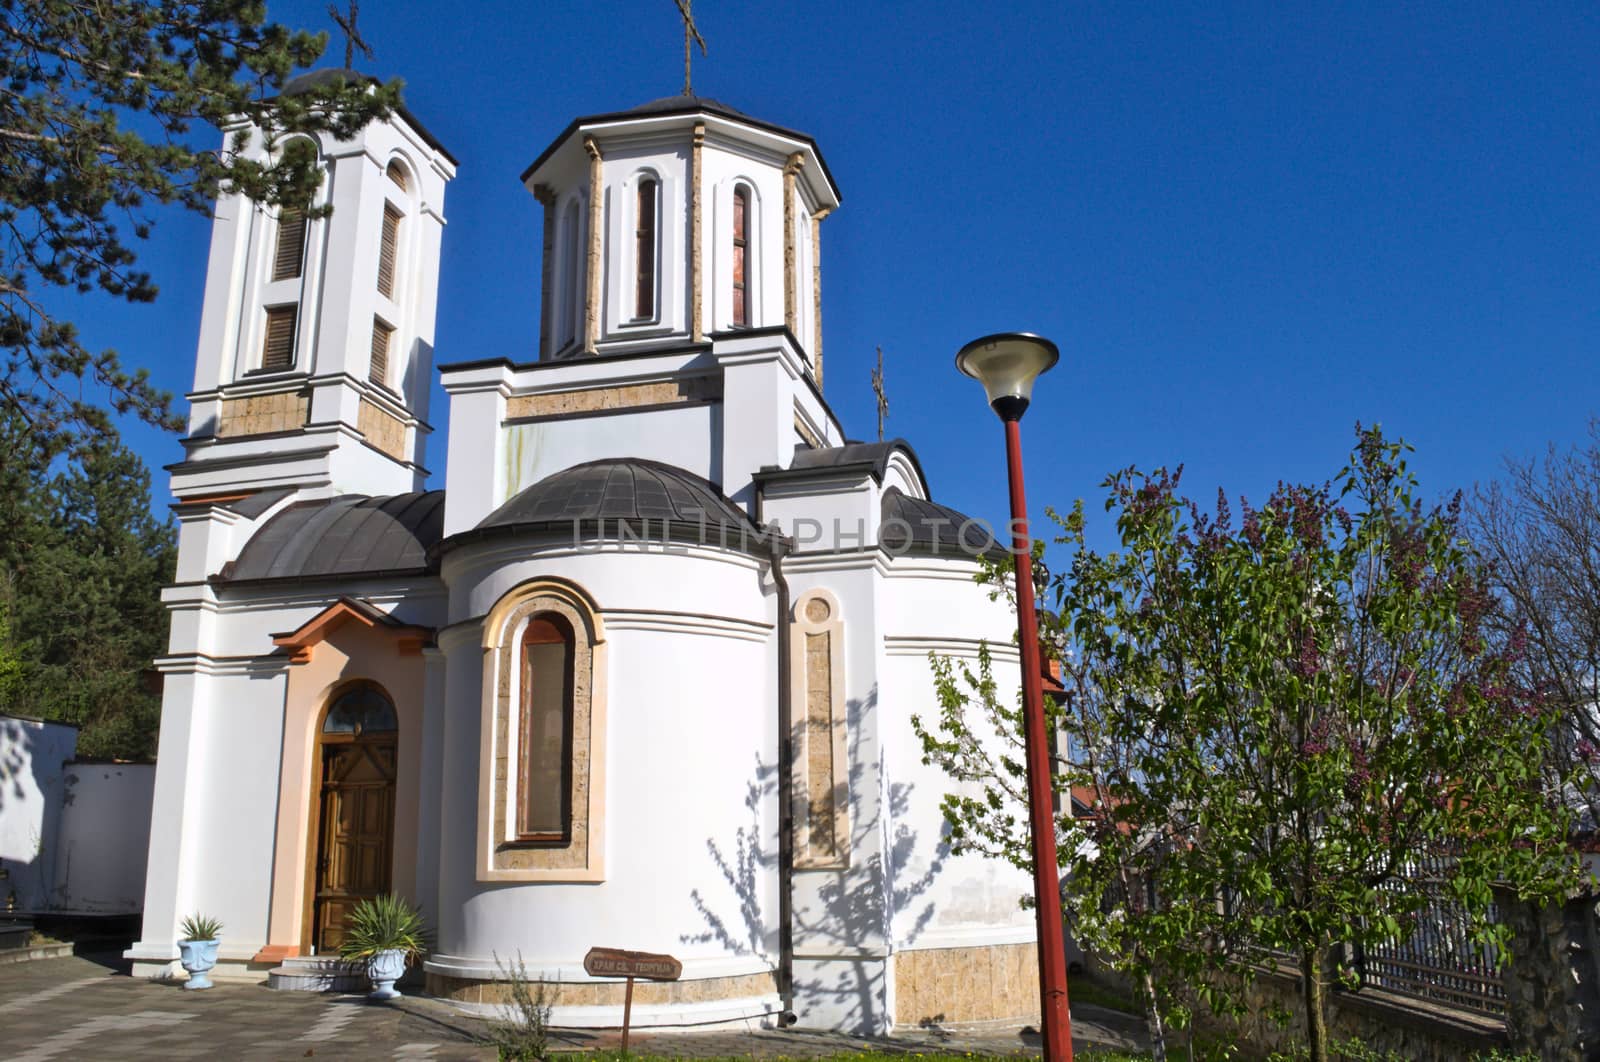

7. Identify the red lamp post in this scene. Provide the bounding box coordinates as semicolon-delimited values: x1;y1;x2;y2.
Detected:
955;332;1071;1062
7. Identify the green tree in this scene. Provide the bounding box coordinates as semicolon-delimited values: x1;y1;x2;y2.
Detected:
0;407;174;758
917;427;1578;1062
1;0;400;453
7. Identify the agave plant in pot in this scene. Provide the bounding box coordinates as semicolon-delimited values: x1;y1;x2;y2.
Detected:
177;914;223;990
339;894;427;1001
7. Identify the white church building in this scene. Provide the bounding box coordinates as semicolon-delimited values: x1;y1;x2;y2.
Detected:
126;72;1041;1033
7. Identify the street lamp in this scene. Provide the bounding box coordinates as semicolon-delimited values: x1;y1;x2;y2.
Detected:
955;332;1071;1062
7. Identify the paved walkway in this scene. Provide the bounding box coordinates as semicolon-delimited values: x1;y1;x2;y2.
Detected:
0;953;1146;1060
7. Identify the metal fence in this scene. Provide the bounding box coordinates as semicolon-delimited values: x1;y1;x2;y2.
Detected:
1349;856;1506;1016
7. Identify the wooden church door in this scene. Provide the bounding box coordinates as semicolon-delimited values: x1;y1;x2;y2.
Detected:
310;685;398;954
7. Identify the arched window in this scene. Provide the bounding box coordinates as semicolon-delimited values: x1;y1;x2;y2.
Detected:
518;615;575;841
732;185;751;327
323;684;398;736
634;177;657;319
385;160;409;192
478;578;606;882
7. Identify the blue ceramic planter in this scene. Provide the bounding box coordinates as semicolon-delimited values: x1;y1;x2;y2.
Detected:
178;938;220;990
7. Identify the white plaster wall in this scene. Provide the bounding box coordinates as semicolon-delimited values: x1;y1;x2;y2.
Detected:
434;544;779;984
875;560;1037;952
499;404;718;507
181;669;289;959
0;715;77;913
53;763;155;915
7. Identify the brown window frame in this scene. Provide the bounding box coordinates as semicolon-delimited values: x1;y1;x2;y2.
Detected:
377;203;402;298
634;178;657;319
369;317;394;388
516;615;575;844
273;206;309;281
732;186;750;327
260;305;298;371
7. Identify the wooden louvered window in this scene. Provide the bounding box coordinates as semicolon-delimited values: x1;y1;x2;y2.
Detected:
369;317;394;387
273;206;308;281
518;615;575;842
732;186;750;327
261;306;297;371
634;178;656;319
385;160;408;191
377;203;401;298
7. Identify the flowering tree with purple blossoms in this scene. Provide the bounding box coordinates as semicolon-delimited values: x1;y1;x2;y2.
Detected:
917;426;1577;1062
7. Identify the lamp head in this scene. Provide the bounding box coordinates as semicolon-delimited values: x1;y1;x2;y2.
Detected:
954;332;1059;421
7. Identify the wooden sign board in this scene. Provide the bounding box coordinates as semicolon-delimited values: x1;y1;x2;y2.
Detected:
583;946;682;982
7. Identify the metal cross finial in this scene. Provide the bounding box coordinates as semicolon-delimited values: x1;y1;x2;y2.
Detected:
328;0;374;69
674;0;708;96
872;346;889;442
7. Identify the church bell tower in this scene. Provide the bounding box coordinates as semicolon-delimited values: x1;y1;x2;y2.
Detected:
169;71;457;504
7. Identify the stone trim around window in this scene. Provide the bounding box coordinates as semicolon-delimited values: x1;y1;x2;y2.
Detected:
790;587;848;869
477;578;608;882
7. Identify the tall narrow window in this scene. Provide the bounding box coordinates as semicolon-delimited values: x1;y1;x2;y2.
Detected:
273;206;308;281
369;317;394;387
385;160;409;192
377;203;401;298
732;186;750;327
261;306;297;371
518;616;575;841
634;178;657;319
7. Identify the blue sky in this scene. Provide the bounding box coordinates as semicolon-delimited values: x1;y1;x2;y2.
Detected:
82;1;1599;547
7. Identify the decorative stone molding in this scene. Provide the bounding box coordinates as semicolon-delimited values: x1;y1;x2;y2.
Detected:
358;398;408;460
505;375;720;422
893;942;1041;1026
217;388;309;437
534;184;557;360
583;136;603;355
426;968;777;1008
478;578;608;882
810;206;832;386
690;122;705;343
783;152;805;337
793;412;822;450
791;587;848;868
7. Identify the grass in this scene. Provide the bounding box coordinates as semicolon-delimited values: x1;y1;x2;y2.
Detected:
557;1051;1154;1062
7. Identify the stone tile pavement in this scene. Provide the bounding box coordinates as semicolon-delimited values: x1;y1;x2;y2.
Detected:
0;952;1147;1060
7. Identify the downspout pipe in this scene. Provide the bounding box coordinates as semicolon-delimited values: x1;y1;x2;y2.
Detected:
758;488;798;1026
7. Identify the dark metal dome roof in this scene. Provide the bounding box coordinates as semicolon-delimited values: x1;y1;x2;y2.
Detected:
755;438;930;494
219;491;445;584
623;95;751;119
280;67;372;95
443;459;762;555
879;487;1003;561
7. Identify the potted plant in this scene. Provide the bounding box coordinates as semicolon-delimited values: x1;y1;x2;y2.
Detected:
338;894;426;1001
177;914;223;990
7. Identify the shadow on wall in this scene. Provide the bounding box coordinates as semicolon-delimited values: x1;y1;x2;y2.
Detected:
0;714;75;913
683;684;952;1034
682;754;777;959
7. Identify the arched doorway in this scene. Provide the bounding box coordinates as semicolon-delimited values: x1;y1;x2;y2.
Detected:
308;683;398;954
